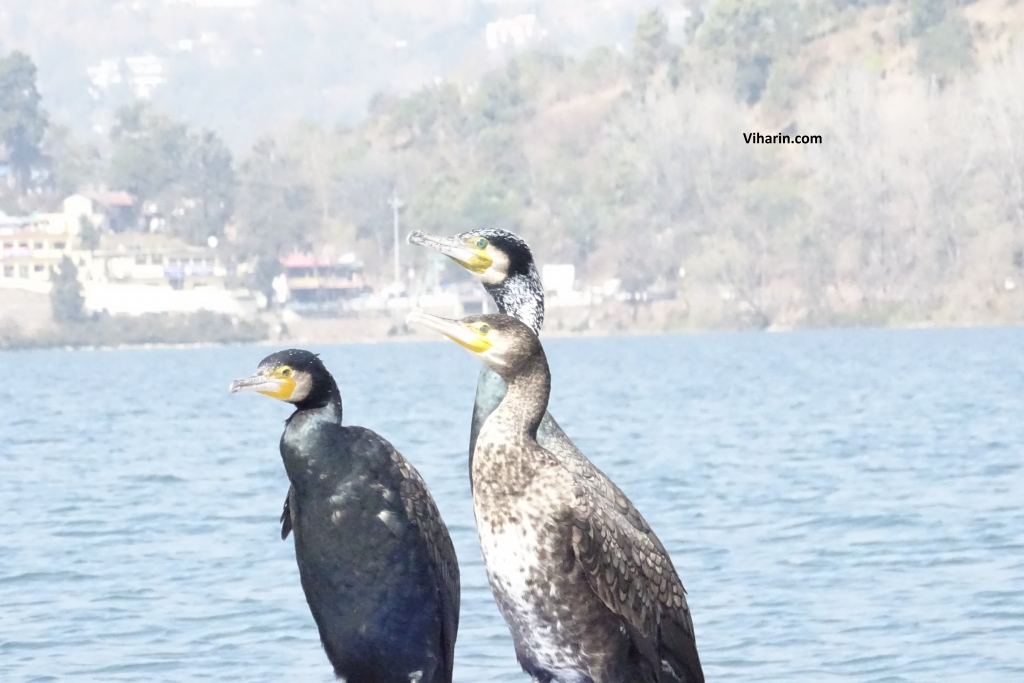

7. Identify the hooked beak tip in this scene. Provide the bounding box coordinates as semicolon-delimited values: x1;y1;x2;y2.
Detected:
406;309;429;327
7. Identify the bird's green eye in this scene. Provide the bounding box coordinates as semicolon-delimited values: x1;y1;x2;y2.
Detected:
476;238;488;249
280;367;292;378
479;323;490;334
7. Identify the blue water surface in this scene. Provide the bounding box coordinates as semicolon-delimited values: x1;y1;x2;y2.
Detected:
2;327;1022;682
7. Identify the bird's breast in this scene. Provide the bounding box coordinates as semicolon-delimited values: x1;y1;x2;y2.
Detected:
473;467;593;681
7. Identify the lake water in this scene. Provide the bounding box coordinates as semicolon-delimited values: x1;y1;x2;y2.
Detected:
2;327;1023;682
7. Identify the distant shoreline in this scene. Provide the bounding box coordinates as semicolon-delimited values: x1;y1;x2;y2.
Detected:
5;296;1020;352
4;317;1017;353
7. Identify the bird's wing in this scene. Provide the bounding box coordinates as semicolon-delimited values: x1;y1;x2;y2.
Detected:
540;410;666;543
280;485;295;540
388;449;461;682
570;477;703;683
552;435;655;535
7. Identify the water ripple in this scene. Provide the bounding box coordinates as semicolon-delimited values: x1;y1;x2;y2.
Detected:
2;328;1023;681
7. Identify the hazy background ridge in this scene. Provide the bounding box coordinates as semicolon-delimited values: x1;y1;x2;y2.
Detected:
3;0;1024;339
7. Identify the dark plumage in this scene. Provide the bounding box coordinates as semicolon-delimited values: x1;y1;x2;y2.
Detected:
231;349;459;683
407;229;704;683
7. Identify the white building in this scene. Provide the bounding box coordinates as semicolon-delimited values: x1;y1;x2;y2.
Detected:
78;233;242;316
125;54;166;98
86;59;122;95
542;263;575;297
1;195;246;316
0;196;90;292
485;14;541;51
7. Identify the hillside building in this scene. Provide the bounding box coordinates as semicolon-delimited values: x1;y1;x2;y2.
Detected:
278;253;369;305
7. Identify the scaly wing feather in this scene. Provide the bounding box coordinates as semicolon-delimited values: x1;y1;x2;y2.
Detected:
570;477;703;683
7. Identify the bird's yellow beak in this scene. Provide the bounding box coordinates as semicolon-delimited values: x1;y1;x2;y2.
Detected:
407;310;493;353
407;230;493;274
229;366;297;401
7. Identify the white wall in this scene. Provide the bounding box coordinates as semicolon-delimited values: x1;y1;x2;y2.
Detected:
84;283;246;316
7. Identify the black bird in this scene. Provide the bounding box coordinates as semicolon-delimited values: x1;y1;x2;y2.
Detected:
230;349;460;683
408;312;703;683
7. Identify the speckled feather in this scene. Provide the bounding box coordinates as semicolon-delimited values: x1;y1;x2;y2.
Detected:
456;228;545;336
462;231;703;683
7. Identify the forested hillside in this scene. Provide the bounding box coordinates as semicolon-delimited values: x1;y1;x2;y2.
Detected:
0;0;667;144
4;0;1024;331
231;0;1024;329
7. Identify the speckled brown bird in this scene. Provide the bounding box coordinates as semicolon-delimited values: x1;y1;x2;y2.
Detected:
408;311;703;683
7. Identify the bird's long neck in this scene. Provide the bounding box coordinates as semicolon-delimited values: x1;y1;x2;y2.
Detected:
488;352;550;443
485;270;544;335
293;395;343;423
281;388;343;487
295;379;343;414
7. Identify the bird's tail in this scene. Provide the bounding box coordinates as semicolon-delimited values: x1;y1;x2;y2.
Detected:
660;617;704;683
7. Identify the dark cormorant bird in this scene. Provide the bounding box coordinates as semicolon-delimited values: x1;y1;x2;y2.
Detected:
230;349;460;683
408;312;703;683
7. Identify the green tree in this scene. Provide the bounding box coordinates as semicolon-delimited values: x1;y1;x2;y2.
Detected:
475;125;528;189
109;104;234;243
472;62;530;126
632;9;674;83
50;255;85;323
234;138;318;294
697;0;810;105
43;123;101;199
458;178;523;234
910;0;947;36
175;129;235;244
79;215;101;250
0;51;48;189
109;103;188;194
917;9;974;85
108;103;188;224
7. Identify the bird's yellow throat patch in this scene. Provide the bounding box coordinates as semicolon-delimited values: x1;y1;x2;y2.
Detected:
451;246;493;274
259;367;297;401
447;323;493;354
